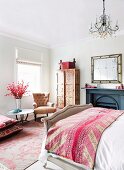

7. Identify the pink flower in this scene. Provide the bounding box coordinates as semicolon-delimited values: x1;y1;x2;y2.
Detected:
5;81;29;99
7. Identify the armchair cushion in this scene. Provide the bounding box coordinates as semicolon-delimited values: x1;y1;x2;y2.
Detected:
34;106;56;115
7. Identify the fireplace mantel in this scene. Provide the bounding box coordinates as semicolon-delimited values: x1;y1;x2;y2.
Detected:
86;88;124;110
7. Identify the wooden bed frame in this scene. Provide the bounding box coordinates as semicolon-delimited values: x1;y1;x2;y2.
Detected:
41;104;93;170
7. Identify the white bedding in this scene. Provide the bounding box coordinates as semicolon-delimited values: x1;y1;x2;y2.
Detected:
95;114;124;170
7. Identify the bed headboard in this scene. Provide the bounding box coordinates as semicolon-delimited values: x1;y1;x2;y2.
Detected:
42;104;93;130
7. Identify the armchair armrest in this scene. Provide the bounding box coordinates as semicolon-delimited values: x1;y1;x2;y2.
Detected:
47;102;55;107
33;102;37;109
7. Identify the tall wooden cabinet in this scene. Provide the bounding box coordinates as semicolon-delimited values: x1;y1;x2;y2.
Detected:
56;69;80;108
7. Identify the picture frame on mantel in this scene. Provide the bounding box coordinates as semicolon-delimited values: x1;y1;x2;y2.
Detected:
91;54;122;84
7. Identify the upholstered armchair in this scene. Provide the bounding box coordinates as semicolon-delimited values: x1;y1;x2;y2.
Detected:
33;93;56;121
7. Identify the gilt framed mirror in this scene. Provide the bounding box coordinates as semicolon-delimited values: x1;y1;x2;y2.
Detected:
91;54;122;83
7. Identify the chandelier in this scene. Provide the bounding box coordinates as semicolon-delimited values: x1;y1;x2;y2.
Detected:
89;0;119;38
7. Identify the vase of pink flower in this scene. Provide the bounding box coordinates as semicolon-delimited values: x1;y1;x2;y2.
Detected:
6;81;29;113
15;98;22;112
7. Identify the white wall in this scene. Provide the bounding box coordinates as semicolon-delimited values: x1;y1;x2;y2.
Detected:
50;35;124;105
1;34;124;114
0;35;50;114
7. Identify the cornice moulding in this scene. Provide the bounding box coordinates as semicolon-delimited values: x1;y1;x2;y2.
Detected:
0;29;124;50
50;29;124;49
0;31;50;49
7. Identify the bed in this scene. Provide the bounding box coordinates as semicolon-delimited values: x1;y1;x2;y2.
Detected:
39;104;124;170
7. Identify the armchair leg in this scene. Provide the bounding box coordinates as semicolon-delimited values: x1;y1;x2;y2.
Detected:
34;113;37;121
46;113;48;117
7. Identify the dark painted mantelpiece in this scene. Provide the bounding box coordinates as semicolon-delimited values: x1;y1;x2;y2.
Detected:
85;88;124;110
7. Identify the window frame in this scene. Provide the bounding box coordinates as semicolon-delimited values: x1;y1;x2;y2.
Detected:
16;60;42;94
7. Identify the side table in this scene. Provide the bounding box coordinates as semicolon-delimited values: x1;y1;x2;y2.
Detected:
7;109;33;123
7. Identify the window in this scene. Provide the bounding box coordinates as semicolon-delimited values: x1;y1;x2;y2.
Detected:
17;62;41;93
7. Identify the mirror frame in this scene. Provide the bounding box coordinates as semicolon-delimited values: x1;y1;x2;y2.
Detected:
91;54;122;84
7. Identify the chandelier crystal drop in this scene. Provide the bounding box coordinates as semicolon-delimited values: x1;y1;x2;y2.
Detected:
89;0;119;38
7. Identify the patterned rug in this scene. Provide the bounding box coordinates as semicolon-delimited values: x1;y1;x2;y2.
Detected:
0;121;45;170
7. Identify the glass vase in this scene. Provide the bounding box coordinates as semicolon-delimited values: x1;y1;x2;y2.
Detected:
15;98;22;113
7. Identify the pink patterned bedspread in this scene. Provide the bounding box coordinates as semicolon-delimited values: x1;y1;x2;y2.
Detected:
45;107;124;169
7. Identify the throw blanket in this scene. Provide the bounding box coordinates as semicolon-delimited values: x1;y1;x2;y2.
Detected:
45;107;124;169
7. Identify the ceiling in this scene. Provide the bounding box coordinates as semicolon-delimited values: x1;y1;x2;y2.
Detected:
0;0;124;47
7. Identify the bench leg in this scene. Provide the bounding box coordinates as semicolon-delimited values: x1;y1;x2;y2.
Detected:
34;113;37;121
